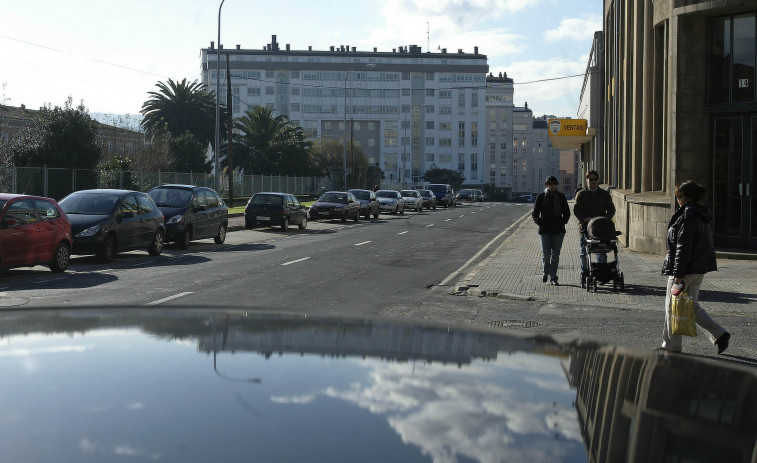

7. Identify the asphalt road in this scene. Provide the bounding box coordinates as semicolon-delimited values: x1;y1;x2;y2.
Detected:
0;201;527;314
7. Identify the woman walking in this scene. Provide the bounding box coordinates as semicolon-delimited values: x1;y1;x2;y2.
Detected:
661;180;731;354
532;176;571;285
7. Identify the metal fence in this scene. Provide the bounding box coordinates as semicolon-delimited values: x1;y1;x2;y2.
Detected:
0;165;332;202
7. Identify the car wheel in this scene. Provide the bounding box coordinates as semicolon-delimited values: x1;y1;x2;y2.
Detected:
49;241;71;273
399;206;404;215
354;210;359;222
417;204;422;212
214;224;227;244
148;229;164;256
178;228;192;249
298;217;307;230
391;206;397;215
364;210;370;220
97;234;116;263
281;218;289;231
341;213;347;223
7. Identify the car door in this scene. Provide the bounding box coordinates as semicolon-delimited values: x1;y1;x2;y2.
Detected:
32;198;63;262
0;198;39;266
116;194;142;250
202;189;221;239
289;195;305;225
136;193;159;246
192;190;210;239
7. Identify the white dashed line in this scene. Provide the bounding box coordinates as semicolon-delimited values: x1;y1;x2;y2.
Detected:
398;231;409;235
425;224;434;227
355;241;372;246
282;257;311;266
445;218;452;222
146;292;194;306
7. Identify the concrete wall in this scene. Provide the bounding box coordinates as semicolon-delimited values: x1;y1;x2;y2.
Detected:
612;189;671;254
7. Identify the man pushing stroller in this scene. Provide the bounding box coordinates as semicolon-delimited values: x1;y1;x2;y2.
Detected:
574;170;616;279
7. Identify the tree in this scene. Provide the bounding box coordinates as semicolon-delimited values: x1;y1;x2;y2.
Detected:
232;106;311;175
422;166;465;190
170;133;209;172
0;97;102;169
140;78;222;147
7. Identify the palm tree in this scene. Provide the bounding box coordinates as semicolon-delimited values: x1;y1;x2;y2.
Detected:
232;106;311;175
140;78;222;147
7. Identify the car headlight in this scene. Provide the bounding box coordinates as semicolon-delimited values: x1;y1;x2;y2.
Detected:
167;214;183;224
76;225;100;238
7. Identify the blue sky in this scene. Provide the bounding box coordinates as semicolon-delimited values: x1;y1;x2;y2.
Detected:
1;0;602;124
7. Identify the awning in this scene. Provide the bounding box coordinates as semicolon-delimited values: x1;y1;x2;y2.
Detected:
549;127;596;149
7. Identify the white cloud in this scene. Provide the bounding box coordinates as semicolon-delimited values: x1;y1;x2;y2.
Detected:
270;393;318;405
79;438;97;453
545;16;602;42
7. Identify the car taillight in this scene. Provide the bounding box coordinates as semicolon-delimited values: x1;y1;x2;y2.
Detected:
274;210;285;215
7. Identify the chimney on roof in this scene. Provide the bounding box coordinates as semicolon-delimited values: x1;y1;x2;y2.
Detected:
474;46;478;55
20;104;25;110
525;102;528;109
309;46;312;51
286;44;290;51
352;47;356;52
210;41;215;49
330;46;335;51
499;72;502;78
373;47;377;52
271;35;278;50
442;48;447;53
236;44;241;50
458;49;463;54
219;44;224;49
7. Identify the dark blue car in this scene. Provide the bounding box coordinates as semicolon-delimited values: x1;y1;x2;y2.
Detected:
148;185;228;249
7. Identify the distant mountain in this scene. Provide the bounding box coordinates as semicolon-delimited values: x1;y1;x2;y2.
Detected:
91;112;143;132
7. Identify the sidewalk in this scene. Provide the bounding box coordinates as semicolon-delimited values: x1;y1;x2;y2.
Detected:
455;210;757;315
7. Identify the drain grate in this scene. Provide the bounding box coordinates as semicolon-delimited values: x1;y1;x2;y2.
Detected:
486;320;539;328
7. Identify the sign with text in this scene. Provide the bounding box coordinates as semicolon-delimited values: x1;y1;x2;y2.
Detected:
548;119;588;136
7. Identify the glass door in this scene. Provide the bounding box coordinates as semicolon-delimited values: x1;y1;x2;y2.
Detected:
712;116;755;249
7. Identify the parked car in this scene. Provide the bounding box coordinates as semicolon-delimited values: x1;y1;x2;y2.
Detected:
0;193;72;273
417;189;437;210
426;184;456;207
244;192;308;231
376;190;405;214
308;191;360;223
456;189;473;201
348;189;380;220
148;184;228;248
400;190;423;212
59;189;165;263
473;189;484;202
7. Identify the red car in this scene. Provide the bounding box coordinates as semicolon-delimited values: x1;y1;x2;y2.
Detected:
0;193;73;272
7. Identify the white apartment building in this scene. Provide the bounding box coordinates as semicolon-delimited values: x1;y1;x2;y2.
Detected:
510;107;561;196
484;73;514;193
201;35;488;188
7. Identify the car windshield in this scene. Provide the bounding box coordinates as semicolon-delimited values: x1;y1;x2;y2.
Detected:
400;190;417;197
376;191;398;198
250;194;284;206
459;189;471;194
427;185;446;193
60;193;120;215
419;191;431;197
148;188;193;208
351;191;370;201
319;193;348;203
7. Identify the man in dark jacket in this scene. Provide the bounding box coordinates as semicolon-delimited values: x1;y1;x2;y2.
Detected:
660;180;729;354
573;170;616;275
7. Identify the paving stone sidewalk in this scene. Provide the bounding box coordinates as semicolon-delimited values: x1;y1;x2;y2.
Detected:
458;210;757;315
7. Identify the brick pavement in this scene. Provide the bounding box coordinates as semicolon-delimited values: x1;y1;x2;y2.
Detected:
457;209;757;316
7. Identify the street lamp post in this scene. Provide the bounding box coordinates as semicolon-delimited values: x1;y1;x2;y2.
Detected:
214;0;226;193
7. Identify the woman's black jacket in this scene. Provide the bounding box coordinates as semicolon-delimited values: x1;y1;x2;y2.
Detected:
532;191;571;235
662;202;717;277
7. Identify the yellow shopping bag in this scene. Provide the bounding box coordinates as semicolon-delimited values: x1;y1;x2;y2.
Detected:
670;291;697;337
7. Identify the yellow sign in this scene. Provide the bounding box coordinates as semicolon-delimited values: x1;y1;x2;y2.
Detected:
548;119;587;137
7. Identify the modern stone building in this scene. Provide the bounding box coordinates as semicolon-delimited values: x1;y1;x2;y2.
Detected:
201;35;489;189
585;1;757;252
483;72;514;195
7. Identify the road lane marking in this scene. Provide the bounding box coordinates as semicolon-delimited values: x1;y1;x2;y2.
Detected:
398;231;409;235
459;215;465;217
425;224;434;227
445;218;452;222
355;241;371;246
146;292;194;306
282;257;311;266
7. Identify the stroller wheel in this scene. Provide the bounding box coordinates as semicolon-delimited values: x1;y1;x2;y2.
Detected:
613;279;618;292
586;277;592;292
593;280;598;292
581;273;586;289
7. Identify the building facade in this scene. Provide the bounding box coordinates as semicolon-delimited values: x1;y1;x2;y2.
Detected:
201;36;489;189
592;0;757;252
483;73;515;194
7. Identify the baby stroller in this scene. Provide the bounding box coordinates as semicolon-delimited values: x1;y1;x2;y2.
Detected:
580;217;625;292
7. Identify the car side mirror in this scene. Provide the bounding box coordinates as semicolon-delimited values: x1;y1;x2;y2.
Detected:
3;217;18;227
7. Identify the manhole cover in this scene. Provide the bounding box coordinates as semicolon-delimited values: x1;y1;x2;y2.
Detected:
486;320;539;328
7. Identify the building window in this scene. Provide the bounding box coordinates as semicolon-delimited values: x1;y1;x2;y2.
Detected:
709;14;756;104
426;89;435;97
426;72;434;81
458;154;465;171
266;71;274;79
471;122;478;147
426;121;434;129
439;138;452;147
426;137;434;146
458;122;465;146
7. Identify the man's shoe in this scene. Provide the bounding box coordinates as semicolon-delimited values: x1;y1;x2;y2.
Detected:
542;274;548;283
715;332;730;354
550;280;559;286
